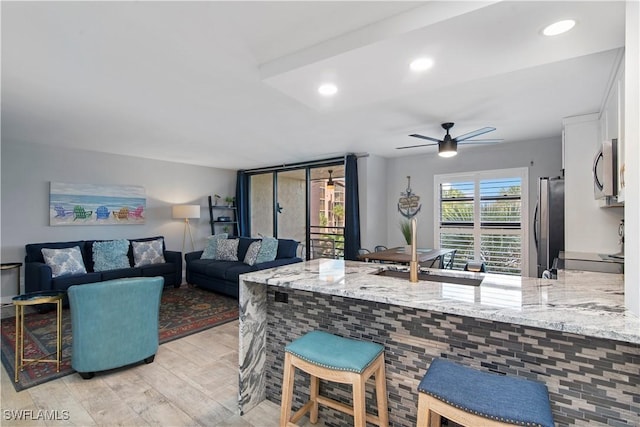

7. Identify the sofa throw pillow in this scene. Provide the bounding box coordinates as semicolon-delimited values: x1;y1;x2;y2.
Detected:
216;238;239;261
243;241;262;266
132;238;165;267
201;233;228;259
255;237;278;264
93;239;131;272
41;246;87;278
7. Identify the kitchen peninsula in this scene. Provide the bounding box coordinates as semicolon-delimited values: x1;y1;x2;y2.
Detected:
238;260;639;426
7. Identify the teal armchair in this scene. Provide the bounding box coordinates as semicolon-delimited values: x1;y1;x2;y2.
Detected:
68;276;164;379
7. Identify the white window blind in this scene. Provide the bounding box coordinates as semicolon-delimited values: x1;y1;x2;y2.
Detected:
435;168;528;276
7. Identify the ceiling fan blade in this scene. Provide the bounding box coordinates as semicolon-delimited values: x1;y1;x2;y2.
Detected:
396;142;438;150
409;134;441;143
454;127;496;142
458;139;503;145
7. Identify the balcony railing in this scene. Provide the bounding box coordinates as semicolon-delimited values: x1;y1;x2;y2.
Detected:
309;226;345;260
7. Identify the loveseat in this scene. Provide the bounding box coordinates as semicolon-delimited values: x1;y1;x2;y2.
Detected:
185;236;302;298
25;236;182;295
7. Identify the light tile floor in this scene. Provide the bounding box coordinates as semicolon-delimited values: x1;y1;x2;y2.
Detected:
0;320;327;426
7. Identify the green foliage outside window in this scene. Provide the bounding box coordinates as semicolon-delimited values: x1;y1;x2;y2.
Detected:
440;182;522;274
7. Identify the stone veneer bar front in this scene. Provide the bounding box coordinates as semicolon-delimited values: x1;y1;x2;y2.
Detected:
238;260;640;426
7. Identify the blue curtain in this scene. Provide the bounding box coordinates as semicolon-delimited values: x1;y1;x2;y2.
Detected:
235;171;250;237
343;154;361;260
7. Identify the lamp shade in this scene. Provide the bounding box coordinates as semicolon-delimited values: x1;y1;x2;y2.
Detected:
172;205;200;219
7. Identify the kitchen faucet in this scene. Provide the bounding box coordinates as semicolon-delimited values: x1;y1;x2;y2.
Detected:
410;217;419;282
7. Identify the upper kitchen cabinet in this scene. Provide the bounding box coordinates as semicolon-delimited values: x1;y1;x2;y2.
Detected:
600;51;625;202
563;113;623;255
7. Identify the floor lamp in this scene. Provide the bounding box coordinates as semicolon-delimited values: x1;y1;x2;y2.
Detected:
172;205;200;254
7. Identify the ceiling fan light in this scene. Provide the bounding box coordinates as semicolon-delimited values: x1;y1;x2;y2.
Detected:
542;19;575;36
438;140;457;157
438;150;457;158
326;169;335;190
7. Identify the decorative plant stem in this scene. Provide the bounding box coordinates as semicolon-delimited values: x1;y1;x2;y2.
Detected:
399;219;412;245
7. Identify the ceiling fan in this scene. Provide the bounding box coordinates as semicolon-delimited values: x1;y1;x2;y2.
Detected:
326;169;344;190
397;122;502;157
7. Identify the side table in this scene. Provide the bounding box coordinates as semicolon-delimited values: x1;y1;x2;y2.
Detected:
12;290;65;383
1;262;22;307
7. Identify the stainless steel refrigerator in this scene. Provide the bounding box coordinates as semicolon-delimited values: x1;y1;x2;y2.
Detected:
534;176;565;277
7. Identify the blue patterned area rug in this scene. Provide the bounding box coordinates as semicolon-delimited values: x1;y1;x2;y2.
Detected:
1;285;238;391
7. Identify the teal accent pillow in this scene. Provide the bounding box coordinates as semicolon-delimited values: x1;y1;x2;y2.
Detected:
243;241;262;266
41;246;87;278
201;233;228;259
132;238;165;267
93;239;131;272
255;237;278;264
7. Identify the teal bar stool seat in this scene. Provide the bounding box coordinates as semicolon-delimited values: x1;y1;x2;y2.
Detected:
280;330;389;427
417;358;554;427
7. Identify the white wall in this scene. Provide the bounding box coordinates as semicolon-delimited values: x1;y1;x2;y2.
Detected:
358;155;388;251
386;138;563;278
563;114;624;254
625;0;639;316
1;142;236;291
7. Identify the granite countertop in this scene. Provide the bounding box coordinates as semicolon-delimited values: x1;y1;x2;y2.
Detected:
240;259;640;344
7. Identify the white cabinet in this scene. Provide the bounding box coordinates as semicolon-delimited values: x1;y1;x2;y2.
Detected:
563;114;623;254
599;54;625;202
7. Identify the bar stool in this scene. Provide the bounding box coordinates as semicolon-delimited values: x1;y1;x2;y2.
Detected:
280;330;388;427
417;358;554;427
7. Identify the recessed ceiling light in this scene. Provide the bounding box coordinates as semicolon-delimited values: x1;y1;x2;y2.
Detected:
318;83;338;96
542;19;576;36
410;57;434;72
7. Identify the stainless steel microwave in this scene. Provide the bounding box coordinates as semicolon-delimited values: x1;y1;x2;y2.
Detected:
593;139;618;200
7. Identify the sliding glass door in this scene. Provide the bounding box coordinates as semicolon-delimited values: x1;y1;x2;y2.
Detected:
246;162;345;260
309;166;345;259
249;173;273;238
276;169;306;252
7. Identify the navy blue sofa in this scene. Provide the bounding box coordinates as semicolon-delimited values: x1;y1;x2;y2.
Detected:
185;237;302;298
25;236;182;295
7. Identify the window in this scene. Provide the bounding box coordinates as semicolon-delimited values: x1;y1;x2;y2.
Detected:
434;168;528;275
247;162;345;261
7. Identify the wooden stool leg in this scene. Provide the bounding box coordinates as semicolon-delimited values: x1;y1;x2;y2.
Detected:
429;410;441;427
416;392;429;427
353;374;367;427
310;374;319;424
280;352;296;427
375;356;389;427
417;393;443;427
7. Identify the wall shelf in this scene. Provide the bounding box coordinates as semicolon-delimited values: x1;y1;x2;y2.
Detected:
208;196;237;236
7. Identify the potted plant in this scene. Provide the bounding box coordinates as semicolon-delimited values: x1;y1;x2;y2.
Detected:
224;196;235;207
213;194;221;206
399;219;412;246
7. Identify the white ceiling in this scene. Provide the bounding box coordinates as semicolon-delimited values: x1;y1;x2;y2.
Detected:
1;1;626;170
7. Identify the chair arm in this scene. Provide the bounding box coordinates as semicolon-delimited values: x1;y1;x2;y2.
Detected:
185;251;204;264
164;250;183;285
24;262;53;293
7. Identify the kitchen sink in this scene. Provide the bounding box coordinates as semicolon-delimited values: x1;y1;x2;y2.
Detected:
374;269;483;286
